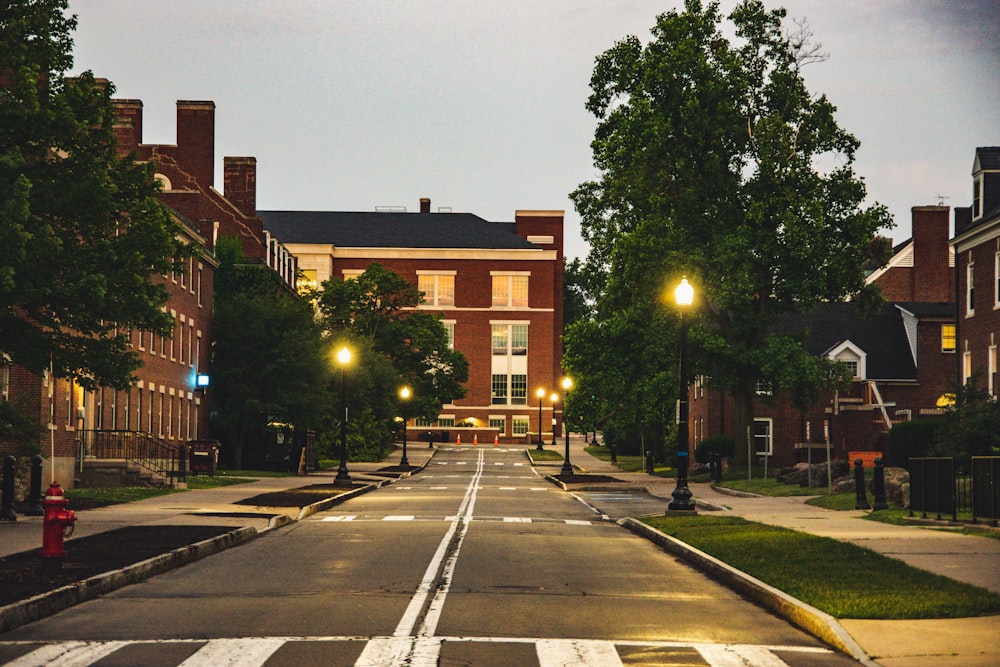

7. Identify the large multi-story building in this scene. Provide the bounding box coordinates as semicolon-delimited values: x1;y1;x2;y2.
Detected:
260;200;565;444
952;146;1000;395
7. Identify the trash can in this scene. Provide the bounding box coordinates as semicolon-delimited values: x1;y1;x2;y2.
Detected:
187;439;219;476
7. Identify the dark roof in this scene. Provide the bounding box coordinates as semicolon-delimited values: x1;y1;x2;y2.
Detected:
894;302;955;319
976;146;1000;171
773;302;918;380
259;210;538;250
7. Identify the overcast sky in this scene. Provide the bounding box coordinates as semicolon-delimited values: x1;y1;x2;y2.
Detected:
67;0;998;259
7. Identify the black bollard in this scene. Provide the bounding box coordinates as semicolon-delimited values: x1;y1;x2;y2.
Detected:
645;449;654;474
710;454;722;483
853;458;871;510
872;457;888;510
24;454;44;516
1;455;17;521
609;444;617;464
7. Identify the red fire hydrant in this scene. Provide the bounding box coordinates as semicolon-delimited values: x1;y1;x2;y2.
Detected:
41;482;76;573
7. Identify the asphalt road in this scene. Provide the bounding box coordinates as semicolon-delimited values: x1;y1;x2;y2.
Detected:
0;447;859;666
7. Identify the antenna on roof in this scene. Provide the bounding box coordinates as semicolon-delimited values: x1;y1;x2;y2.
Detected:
935;194;950;206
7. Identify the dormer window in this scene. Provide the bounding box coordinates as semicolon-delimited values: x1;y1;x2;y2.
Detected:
826;340;866;380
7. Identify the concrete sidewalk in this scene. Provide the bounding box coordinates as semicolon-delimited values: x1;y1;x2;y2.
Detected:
562;435;1000;667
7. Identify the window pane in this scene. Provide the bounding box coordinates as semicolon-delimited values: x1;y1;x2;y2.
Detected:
438;417;455;427
511;324;528;354
489;417;506;435
492;374;508;404
512;417;529;435
941;324;956;352
511;374;527;404
492;325;508;355
438;275;454;306
511;276;528;307
444;323;455;349
492;276;507;306
418;275;434;304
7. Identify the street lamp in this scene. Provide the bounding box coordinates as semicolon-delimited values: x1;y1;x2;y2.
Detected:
536;387;546;450
399;386;411;468
335;345;353;487
550;392;559;446
668;277;696;511
560;376;574;477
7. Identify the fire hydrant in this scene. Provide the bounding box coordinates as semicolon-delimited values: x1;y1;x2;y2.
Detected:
41;482;76;573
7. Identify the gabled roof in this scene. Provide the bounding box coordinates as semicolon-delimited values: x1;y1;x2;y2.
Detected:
259;210;538;250
974;146;1000;172
773;302;920;381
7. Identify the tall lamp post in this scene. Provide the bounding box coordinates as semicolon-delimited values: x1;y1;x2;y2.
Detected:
399;386;411;468
550;392;559;446
668;277;696;511
335;345;353;487
560;376;574;476
536;387;546;450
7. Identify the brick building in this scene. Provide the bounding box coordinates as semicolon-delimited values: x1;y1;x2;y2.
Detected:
688;206;956;467
952;146;1000;395
260;201;565;443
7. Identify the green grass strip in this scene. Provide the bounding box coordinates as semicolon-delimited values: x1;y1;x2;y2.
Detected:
641;515;1000;619
527;448;564;461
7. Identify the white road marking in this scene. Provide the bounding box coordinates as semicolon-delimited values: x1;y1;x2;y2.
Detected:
0;637;831;666
503;517;532;523
321;515;356;522
536;638;624;667
383;515;415;521
178;638;284;666
4;641;128;667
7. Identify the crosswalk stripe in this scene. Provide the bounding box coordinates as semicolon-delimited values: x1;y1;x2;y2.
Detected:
178;638;285;667
5;640;128;667
383;515;415;521
503;517;532;523
536;638;624;667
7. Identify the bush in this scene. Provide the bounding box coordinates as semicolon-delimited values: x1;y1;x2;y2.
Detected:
887;419;944;468
695;435;735;464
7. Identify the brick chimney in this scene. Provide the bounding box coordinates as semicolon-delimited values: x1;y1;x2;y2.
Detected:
112;99;143;157
420;197;431;214
911;206;952;302
224;157;257;218
176;101;215;188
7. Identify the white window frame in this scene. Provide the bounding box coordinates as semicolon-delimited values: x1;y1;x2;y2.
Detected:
417;271;456;308
967;260;975;317
826;340;866;380
490;271;530;308
753;417;773;456
489;416;506;435
512;416;530;436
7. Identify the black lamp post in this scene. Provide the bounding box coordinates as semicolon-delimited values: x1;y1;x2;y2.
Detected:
560;376;574;477
399;386;411;468
335;345;353;487
550;392;559;446
536;387;546;450
668;277;696;511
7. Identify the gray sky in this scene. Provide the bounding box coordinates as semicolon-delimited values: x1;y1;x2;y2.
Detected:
67;0;999;260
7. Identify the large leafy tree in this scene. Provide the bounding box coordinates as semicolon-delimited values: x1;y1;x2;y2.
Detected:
1;0;191;389
209;237;329;468
315;262;468;425
570;0;892;463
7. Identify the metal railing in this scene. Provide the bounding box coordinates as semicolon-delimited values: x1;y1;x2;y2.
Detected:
79;429;181;482
910;456;997;523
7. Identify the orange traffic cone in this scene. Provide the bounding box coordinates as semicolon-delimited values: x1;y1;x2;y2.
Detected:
493;434;499;447
473;434;478;446
456;434;461;445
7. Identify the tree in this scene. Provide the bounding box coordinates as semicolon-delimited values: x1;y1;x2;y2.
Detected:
1;0;192;389
570;0;892;464
315;262;468;424
932;377;1000;471
209;237;329;468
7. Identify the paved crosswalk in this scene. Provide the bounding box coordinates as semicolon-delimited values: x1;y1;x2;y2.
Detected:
0;636;837;666
317;514;607;526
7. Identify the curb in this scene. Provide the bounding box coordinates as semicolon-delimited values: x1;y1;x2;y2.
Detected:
620;517;878;666
0;525;258;634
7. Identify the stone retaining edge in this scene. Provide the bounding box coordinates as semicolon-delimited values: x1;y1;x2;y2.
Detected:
620;517;878;667
0;525;258;634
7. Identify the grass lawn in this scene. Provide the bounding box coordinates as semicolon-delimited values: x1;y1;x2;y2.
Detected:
584;445;675;476
715;477;821;497
527;448;563;461
66;486;177;506
641;514;1000;619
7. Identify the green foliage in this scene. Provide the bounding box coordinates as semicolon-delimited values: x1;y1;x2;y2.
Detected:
0;0;194;389
887;418;944;468
932;379;1000;470
694;434;735;464
209;237;330;468
568;0;893;465
315;263;469;453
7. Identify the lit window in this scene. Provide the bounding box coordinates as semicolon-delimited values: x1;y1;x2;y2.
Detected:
489;416;506;435
298;269;318;292
418;273;455;307
941;324;956;353
492;274;529;307
512;417;529;435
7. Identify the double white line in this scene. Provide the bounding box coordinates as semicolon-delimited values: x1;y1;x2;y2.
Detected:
356;448;485;666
